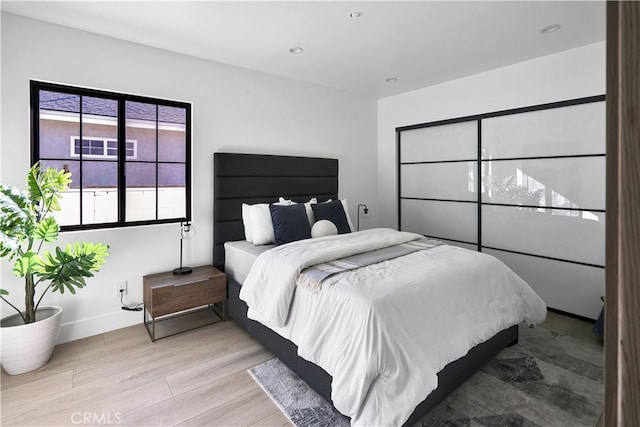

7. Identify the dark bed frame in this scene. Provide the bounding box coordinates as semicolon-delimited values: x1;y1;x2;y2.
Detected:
213;152;518;426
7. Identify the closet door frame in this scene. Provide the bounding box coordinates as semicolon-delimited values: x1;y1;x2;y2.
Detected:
397;94;605;320
605;1;640;425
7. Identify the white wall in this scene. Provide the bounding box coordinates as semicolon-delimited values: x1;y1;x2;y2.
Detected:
377;42;606;228
0;13;378;342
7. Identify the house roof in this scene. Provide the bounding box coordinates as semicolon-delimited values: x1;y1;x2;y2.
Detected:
39;90;186;124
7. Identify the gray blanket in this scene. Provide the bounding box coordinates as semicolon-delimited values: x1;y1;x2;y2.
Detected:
297;238;443;291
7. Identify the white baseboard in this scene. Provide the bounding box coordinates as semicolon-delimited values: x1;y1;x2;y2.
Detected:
57;310;142;344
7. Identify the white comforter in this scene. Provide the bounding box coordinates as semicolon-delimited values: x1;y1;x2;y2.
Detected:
240;228;547;426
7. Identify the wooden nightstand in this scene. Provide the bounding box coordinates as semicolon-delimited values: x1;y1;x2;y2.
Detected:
143;265;226;342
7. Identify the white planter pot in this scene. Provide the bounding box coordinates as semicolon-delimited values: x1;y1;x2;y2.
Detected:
1;306;63;375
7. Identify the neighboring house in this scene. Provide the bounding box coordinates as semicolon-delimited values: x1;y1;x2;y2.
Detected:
38;90;188;223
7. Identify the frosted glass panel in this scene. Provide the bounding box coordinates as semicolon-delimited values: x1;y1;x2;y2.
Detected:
401;199;477;243
482;205;605;266
401;162;476;201
400;121;477;162
483;157;605;210
484;249;604;320
482;101;605;158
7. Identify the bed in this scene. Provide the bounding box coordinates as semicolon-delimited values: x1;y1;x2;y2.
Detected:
213;152;546;426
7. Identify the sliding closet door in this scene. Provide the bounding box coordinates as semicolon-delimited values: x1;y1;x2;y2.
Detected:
399;121;478;250
481;101;606;319
398;96;606;320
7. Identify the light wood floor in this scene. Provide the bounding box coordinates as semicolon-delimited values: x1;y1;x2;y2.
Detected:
1;313;290;427
1;310;602;427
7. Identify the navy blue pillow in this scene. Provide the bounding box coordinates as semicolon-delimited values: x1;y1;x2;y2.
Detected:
311;200;351;234
269;203;311;245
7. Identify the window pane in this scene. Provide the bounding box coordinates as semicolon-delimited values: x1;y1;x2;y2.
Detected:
482;157;605;210
82;159;118;188
158;105;187;162
400;199;477;244
483;249;604;319
158;163;186;219
87;140;104;155
126;101;156;162
39;91;80;160
82;97;118;159
82;95;116;117
400;121;477;162
39;160;80;226
400;162;477;201
482;101;605;159
82;161;118;224
33;82;191;230
126;162;156;221
125;141;136;158
482;205;605;266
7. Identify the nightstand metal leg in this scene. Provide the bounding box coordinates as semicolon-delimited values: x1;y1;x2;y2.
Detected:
209;301;226;322
143;308;157;342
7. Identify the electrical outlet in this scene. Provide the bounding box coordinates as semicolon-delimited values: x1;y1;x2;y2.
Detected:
115;280;127;296
362;208;372;219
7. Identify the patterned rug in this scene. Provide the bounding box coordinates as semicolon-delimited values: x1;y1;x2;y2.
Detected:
248;325;603;427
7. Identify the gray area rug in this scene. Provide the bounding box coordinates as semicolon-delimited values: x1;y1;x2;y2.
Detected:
248;325;603;427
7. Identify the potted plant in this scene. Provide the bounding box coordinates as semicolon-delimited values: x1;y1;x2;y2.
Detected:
0;163;109;375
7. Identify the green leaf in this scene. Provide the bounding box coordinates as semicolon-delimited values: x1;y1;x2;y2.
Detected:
26;163;44;204
13;251;42;277
0;183;34;259
2;163;108;308
0;289;9;296
65;282;77;295
0;231;20;258
0;184;31;215
25;163;71;217
34;216;59;242
41;168;71;212
39;242;109;295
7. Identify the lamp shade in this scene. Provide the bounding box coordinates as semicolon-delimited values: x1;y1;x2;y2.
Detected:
174;220;195;275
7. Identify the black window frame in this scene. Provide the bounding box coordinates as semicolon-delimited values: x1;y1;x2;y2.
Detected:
30;80;192;231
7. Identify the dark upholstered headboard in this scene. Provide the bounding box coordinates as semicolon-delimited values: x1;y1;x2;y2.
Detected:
213;153;339;270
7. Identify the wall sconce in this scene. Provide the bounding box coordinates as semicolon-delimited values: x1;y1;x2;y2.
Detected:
173;219;196;275
357;204;369;231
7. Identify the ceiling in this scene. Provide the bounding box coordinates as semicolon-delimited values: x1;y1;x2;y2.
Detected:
2;1;606;99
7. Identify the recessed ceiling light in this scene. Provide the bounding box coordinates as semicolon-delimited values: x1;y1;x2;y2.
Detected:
540;24;561;34
349;12;362;18
385;77;398;83
289;47;304;54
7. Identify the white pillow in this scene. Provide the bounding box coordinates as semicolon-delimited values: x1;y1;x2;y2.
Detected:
241;203;253;242
311;220;338;238
277;197;296;206
340;199;356;232
304;198;318;226
247;200;294;245
249;204;274;245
